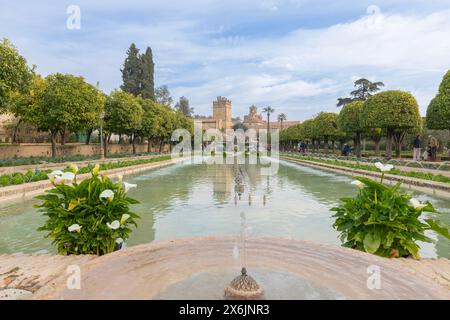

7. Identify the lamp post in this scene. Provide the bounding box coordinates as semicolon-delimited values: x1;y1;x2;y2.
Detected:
99;112;105;160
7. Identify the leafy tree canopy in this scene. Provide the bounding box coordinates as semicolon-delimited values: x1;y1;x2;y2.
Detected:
105;90;143;136
426;70;450;130
155;85;173;107
337;78;384;107
361;90;421;131
337;101;364;133
312;112;341;139
0;39;32;111
174;96;193;117
34;73;104;134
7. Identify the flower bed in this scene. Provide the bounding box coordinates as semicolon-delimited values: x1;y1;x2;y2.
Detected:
0;155;171;188
0;151;161;168
282;154;450;184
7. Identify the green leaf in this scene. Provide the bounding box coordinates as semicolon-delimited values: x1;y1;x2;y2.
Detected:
425;219;450;240
363;232;381;254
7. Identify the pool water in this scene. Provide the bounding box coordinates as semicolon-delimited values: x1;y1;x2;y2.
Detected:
0;160;449;258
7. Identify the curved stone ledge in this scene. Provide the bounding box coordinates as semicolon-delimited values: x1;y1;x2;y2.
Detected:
282;156;450;198
10;236;445;300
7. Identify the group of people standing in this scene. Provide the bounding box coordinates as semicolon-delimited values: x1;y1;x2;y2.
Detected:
295;135;441;162
412;134;439;162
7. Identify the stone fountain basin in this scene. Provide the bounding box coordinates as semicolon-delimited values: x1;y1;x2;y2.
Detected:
33;236;450;300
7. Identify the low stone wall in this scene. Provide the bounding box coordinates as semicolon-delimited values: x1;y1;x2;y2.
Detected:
282;156;450;198
0;143;170;159
0;157;183;203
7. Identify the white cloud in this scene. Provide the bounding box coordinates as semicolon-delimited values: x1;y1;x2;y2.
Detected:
1;1;449;120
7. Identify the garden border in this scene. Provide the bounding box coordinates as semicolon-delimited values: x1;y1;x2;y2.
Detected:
281;156;450;198
0;157;185;203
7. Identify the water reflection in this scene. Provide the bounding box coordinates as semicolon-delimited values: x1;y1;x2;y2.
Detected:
0;160;449;258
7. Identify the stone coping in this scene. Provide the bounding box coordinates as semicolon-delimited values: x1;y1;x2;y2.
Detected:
0;236;448;300
0;157;182;204
282;156;450;198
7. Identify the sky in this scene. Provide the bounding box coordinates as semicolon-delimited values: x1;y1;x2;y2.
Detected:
1;0;450;121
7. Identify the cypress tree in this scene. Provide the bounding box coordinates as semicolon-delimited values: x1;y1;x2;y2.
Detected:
120;43;141;96
140;47;155;100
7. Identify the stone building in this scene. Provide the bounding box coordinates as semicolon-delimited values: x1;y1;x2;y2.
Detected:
243;105;300;130
195;96;233;130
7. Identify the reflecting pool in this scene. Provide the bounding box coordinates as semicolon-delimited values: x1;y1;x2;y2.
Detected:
0;160;449;258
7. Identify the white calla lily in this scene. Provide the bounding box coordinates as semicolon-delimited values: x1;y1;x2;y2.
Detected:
48;170;64;179
68;224;82;233
351;180;364;190
375;162;394;172
106;220;120;230
55;172;76;184
115;237;124;244
123;182;137;193
99;189;114;202
120;214;130;224
410;198;427;211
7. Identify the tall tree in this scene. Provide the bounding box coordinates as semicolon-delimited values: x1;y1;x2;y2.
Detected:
33;73;104;158
362;90;422;159
7;75;46;143
312;112;340;153
337;78;384;107
120;43;141;96
105;90;143;154
0;39;32;111
337;101;364;157
174;96;193;117
140;47;155;100
277;113;287;130
155;85;173;107
263;106;274;132
426;70;450;132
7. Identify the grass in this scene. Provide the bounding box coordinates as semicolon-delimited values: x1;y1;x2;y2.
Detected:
0;155;171;188
283;154;450;184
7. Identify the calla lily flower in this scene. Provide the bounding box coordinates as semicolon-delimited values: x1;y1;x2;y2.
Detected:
107;220;120;230
120;214;130;224
68;224;82;233
410;198;427;211
48;170;64;179
68;163;78;174
351;180;364;190
99;189;114;202
375;162;394;172
92;163;100;176
55;172;76;184
115;237;124;244
123;182;137;193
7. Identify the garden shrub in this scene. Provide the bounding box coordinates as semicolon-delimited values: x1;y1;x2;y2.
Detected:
36;164;140;255
331;165;450;259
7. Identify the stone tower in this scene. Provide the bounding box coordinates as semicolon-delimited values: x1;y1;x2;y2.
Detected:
213;96;233;129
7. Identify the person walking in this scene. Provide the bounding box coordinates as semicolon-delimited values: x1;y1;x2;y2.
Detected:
412;134;421;161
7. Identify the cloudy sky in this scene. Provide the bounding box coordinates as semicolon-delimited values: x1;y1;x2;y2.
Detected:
1;0;450;120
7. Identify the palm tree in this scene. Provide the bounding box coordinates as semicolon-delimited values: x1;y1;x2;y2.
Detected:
277;113;287;130
262;106;275;132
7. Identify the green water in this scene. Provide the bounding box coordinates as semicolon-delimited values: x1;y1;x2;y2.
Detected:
0;160;449;258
